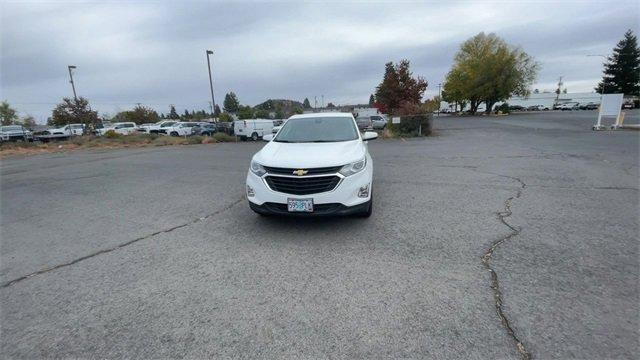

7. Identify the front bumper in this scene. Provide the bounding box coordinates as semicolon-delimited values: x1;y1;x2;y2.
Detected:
249;200;369;216
246;164;372;215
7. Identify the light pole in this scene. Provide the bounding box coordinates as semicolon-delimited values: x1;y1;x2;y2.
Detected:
587;54;608;95
437;83;442;116
206;50;216;119
68;65;78;102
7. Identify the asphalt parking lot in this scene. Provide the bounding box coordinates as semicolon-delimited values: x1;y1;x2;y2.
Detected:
1;110;638;359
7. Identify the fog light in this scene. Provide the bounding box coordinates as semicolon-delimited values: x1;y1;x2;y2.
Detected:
246;185;255;197
358;184;369;198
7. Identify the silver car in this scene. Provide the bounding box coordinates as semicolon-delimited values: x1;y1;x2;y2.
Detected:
370;115;387;129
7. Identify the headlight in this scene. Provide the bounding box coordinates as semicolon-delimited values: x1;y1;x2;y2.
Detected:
250;160;266;176
339;158;366;176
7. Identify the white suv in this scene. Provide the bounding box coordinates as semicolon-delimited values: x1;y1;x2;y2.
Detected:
246;112;377;217
163;122;200;136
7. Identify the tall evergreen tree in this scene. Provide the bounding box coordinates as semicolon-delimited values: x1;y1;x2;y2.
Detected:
223;92;240;113
168;105;179;119
214;104;221;117
596;30;640;95
369;94;375;106
302;98;311;109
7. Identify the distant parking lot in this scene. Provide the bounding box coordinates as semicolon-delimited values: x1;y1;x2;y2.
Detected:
1;110;638;358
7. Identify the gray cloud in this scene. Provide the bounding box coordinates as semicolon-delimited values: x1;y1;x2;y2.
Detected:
1;1;638;122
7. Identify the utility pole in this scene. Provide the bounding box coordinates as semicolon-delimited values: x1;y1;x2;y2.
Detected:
314;96;317;110
209;101;214;116
437;83;442;117
68;65;78;102
67;65;78;136
206;50;216;119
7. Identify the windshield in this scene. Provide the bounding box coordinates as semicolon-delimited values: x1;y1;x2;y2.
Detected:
1;126;23;131
274;116;358;143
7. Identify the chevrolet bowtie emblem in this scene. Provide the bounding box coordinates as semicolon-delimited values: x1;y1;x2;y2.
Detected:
292;169;308;176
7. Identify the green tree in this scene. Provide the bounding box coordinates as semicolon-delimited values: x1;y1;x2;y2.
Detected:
237;105;254;120
302;98;311;109
327;102;336;108
369;94;375;106
168;105;179;119
374;60;427;115
50;97;99;131
223;92;240;113
21;115;37;129
0;101;18;125
596;30;640;95
275;109;285;119
114;105;159;124
214;104;221;117
444;32;538;114
218;112;233;122
254;109;270;119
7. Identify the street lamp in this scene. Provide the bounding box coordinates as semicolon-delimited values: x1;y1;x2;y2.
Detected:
205;50;216;119
67;65;78;102
587;54;608;95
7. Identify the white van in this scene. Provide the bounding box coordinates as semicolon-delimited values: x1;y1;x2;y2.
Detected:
234;119;275;141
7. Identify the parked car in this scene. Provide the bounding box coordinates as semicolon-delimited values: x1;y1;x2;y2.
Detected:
195;122;216;136
139;120;179;134
234;119;274;141
216;122;234;135
0;125;33;142
508;105;525;111
163;122;200;136
558;102;580;111
356;117;373;131
96;122;138;135
527;105;549;111
41;123;84;136
580;102;599;110
370;115;387;129
246;112;377;217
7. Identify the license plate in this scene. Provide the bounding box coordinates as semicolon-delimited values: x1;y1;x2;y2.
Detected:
287;198;313;212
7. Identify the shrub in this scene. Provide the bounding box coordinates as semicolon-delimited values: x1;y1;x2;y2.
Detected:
390;113;432;136
104;130;122;138
497;103;510;114
213;132;236;142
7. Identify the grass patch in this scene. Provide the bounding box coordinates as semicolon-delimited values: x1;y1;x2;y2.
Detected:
0;133;223;157
213;132;236;142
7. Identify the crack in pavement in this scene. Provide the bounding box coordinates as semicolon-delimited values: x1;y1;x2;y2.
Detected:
0;197;245;289
478;172;531;360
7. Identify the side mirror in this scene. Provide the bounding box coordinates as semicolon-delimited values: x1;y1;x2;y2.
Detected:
362;131;378;141
262;134;274;142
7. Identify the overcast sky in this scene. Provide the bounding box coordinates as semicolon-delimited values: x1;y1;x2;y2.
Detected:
1;1;639;122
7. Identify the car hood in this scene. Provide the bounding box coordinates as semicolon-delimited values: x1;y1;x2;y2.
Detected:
254;140;365;168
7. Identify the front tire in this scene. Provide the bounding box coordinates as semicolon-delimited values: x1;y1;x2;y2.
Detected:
251;132;258;141
171;131;179;137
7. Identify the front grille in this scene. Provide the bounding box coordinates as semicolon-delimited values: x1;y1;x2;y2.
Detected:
265;175;340;195
263;165;342;176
